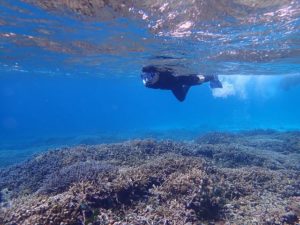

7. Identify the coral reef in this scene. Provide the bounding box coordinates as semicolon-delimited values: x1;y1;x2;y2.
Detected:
38;161;118;194
0;131;300;224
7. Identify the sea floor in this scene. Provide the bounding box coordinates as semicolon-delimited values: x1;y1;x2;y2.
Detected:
0;130;299;224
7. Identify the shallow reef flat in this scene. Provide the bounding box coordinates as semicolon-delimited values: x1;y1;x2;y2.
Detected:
0;131;300;224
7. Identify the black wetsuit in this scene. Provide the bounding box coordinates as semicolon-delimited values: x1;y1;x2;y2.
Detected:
142;66;204;101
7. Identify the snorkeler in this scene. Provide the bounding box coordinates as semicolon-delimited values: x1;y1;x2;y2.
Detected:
141;65;223;102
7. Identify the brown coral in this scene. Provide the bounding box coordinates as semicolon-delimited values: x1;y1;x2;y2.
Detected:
1;135;300;224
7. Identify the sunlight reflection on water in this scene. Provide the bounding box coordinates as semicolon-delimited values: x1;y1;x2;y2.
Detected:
0;0;299;76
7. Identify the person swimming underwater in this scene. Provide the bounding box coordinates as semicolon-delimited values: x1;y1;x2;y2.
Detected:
141;65;223;102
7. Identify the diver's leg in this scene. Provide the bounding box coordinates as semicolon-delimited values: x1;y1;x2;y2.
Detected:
196;74;218;83
178;74;220;84
202;74;216;82
176;75;204;86
171;85;190;102
181;74;222;88
203;74;223;88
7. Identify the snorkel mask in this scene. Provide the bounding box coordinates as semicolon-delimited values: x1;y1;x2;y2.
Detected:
141;66;159;85
141;72;159;85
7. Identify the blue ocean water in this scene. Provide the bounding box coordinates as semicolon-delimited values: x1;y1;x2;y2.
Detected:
0;0;300;166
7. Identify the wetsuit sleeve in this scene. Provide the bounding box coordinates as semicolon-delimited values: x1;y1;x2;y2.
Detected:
172;85;190;102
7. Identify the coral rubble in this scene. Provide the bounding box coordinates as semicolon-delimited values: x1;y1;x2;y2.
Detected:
0;131;300;224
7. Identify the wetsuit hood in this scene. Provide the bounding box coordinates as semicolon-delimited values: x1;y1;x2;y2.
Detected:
141;66;160;85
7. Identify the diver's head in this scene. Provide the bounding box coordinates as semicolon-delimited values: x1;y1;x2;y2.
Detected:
141;66;160;86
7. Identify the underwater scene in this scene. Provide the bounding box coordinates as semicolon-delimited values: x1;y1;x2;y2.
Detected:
1;0;300;224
